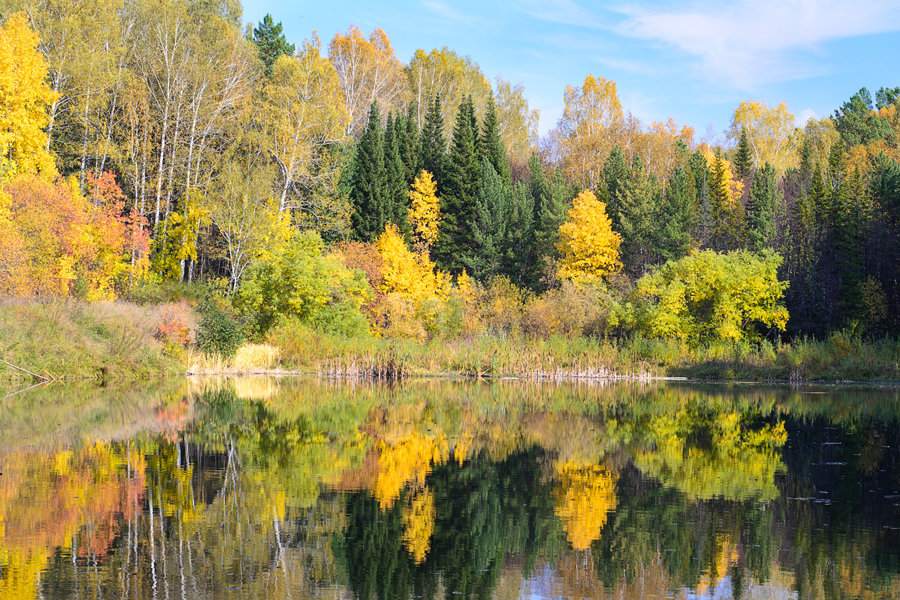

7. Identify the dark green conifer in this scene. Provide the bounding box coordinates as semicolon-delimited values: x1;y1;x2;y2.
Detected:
419;94;445;189
435;96;480;272
383;112;409;234
479;97;510;184
463;157;510;280
250;14;295;76
746;163;780;251
349;103;387;241
656;166;694;261
733;128;753;180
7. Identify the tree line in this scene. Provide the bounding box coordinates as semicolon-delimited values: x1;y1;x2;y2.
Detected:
1;1;899;339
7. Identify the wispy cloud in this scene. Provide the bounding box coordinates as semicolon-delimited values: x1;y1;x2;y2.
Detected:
617;0;900;89
421;0;484;28
514;0;610;30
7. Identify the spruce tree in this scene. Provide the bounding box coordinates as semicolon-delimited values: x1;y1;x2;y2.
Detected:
733;128;753;180
505;180;537;288
436;96;480;272
746;163;780;251
617;156;661;274
400;104;420;185
536;170;575;269
656;166;694;261
419;94;445;190
349;102;387;241
383;112;409;234
689;150;712;246
463;157;510;280
250;14;295;76
601;146;629;230
479;96;510;184
529;152;549;223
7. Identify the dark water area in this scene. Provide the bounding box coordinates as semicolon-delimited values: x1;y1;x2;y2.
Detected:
0;378;898;599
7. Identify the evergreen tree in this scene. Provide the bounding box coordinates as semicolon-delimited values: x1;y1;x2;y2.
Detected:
833;87;893;147
463;157;510;280
535;170;574;269
529;152;549;224
349;102;387;241
400;104;421;185
419;94;445;190
505;180;537;288
656;166;694;262
250;14;295;76
689;150;712;246
617;156;661;274
436;96;480;272
747;163;780;251
798;138;813;191
383;112;409;234
601;146;629;230
734;128;753;180
479;96;510;184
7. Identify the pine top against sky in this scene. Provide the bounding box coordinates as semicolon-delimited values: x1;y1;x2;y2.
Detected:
244;0;900;141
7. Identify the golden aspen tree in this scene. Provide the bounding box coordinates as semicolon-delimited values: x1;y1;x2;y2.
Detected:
407;170;441;253
0;11;57;175
262;36;349;213
729;100;799;172
557;75;624;189
556;190;622;284
328;26;407;136
406;47;492;128
493;76;539;162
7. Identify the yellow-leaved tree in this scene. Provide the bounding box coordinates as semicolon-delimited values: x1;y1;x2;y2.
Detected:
0;11;57;176
407;170;441;253
729;100;798;172
556;190;622;284
375;224;453;337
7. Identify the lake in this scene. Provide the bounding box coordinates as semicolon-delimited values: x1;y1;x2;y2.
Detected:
0;378;898;599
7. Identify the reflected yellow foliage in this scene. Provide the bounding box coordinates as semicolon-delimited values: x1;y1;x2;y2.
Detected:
553;461;617;551
0;442;145;599
635;409;787;501
374;431;448;509
402;487;435;564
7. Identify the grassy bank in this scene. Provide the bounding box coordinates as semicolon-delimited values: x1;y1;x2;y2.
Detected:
3;299;898;383
0;299;185;383
252;323;899;382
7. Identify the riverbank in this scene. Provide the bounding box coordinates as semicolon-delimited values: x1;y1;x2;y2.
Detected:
3;300;898;384
0;299;184;383
189;322;900;383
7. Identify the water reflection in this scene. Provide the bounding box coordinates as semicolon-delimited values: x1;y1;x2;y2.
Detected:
0;378;898;599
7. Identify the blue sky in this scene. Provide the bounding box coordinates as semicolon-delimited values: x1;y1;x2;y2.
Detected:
242;0;900;143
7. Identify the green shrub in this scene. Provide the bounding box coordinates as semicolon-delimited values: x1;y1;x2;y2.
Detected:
196;302;244;358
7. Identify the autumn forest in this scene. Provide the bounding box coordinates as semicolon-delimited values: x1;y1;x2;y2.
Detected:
1;0;900;380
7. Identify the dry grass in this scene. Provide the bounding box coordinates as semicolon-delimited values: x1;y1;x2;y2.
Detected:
186;343;281;375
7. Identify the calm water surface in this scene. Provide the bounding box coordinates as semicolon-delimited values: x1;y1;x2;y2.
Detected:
0;378;898;599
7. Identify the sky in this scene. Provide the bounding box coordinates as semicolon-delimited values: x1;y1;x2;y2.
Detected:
242;0;900;143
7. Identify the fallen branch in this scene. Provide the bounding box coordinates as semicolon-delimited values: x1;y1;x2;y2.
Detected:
1;359;51;382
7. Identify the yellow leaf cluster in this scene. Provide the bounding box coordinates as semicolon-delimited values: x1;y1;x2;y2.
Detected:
729;100;799;172
553;461;618;551
374;431;447;509
407;170;441;253
375;224;452;308
402;487;435;564
556;190;622;284
0;12;57;176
